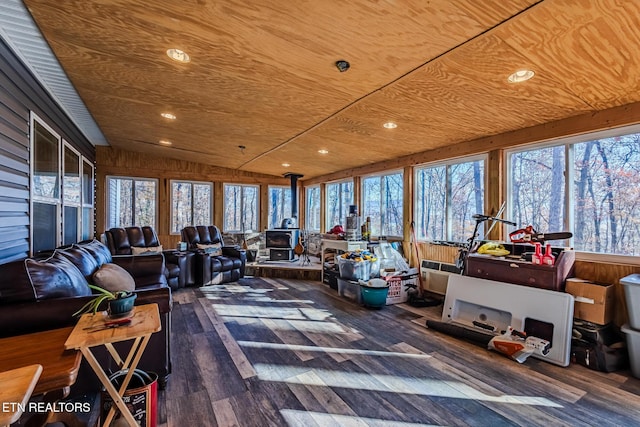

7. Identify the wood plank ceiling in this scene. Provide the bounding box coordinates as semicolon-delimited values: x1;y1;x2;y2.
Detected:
22;0;640;180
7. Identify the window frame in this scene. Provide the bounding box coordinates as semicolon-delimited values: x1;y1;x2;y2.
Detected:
361;168;404;238
325;178;354;231
267;185;293;230
505;123;640;264
305;185;321;232
30;113;62;254
62;140;82;245
223;183;260;233
105;175;159;230
413;154;487;243
169;179;213;235
81;157;94;240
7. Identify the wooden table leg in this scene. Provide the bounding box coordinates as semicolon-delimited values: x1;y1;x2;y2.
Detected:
80;347;138;427
83;334;152;427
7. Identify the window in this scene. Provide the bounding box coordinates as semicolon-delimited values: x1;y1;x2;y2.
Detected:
362;171;403;237
414;157;485;242
106;176;157;229
325;180;353;230
62;142;81;245
81;159;94;240
223;184;259;232
508;126;640;256
306;186;321;231
267;185;292;229
30;114;94;253
170;180;212;234
31;118;60;253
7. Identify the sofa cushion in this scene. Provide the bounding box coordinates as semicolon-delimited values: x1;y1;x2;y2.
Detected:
131;245;163;255
93;263;136;292
57;245;100;281
25;251;92;300
76;240;112;266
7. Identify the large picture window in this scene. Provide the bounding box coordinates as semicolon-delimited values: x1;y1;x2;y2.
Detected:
223;184;259;232
306;186;321;231
508;126;640;256
325;180;353;230
268;186;292;229
170;180;212;234
106;177;157;229
362;171;403;237
415;157;485;242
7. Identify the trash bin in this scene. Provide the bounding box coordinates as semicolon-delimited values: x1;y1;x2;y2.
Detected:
101;369;157;427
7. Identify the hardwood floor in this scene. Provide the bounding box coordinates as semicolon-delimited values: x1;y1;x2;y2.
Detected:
156;277;640;426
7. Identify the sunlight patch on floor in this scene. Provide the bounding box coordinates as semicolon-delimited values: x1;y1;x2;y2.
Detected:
280;409;441;427
254;364;562;407
212;303;332;321
238;340;433;360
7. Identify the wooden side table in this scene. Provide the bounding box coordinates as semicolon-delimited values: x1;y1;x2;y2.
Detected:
0;327;82;427
0;364;42;427
65;304;161;427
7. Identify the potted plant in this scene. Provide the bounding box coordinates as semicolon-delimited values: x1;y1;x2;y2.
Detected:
74;284;137;318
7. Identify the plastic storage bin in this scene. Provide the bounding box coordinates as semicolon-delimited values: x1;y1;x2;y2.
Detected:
337;278;362;304
338;257;371;281
621;274;640;329
621;324;640;378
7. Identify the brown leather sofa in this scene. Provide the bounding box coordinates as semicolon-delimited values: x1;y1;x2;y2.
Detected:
104;226;195;289
181;225;246;286
0;239;172;390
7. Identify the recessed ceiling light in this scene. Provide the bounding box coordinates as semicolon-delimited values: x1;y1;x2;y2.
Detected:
318;149;329;154
166;48;190;63
159;140;172;146
508;69;535;83
282;163;290;167
161;112;176;120
383;121;398;129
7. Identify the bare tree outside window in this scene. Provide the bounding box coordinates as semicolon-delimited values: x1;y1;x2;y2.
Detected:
363;172;403;237
306;186;321;231
107;177;157;229
415;159;484;242
224;184;259;232
510;131;640;256
268;186;292;229
574;135;640;255
326;180;353;229
510;146;565;234
171;181;212;234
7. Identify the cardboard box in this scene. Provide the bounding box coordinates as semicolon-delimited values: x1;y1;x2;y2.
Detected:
566;278;615;325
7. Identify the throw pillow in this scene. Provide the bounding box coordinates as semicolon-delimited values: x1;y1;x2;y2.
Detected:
196;243;222;256
131;245;163;255
25;251;92;300
92;263;136;293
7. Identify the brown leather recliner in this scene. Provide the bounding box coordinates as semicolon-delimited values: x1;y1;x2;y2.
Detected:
104;226;194;289
181;226;246;286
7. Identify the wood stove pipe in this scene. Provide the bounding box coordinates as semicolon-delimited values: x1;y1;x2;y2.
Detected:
284;172;303;225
